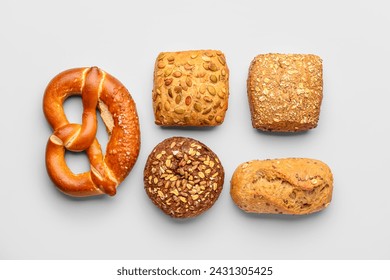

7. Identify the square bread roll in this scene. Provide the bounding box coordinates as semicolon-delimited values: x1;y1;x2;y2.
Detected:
153;50;229;126
247;53;323;132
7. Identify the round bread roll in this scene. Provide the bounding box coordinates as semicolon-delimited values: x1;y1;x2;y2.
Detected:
144;137;224;218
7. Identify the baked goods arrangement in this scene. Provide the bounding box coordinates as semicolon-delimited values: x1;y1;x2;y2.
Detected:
230;158;333;215
43;51;333;217
153;50;229;126
144;137;224;218
43;67;140;197
247;54;323;132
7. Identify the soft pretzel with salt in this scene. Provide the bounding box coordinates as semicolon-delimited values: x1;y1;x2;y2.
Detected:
43;67;140;197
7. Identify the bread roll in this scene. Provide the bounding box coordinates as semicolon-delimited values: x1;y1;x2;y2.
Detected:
230;158;333;215
153;50;229;126
247;53;323;132
144;137;224;218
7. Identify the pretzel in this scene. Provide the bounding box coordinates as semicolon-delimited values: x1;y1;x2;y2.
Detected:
43;67;141;197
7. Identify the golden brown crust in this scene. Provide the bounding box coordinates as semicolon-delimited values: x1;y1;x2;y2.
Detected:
153;50;229;126
247;53;323;132
99;73;141;182
43;67;140;197
230;158;333;215
144;137;224;218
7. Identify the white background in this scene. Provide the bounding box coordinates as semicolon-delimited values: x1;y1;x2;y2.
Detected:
1;0;389;259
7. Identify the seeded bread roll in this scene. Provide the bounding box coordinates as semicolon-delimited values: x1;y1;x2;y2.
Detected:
144;137;224;218
247;53;323;132
153;50;229;126
230;158;333;215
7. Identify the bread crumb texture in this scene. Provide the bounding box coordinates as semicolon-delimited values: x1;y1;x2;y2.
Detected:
247;53;323;132
230;158;333;215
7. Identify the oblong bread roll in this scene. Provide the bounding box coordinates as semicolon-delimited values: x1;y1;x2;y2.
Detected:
230;158;333;215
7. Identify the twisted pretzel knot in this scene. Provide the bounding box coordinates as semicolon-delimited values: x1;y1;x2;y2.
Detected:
43;67;140;197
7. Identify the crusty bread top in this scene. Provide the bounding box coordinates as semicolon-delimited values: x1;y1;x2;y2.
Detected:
153;50;229;126
230;158;333;214
144;137;224;218
235;158;333;190
247;53;323;132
